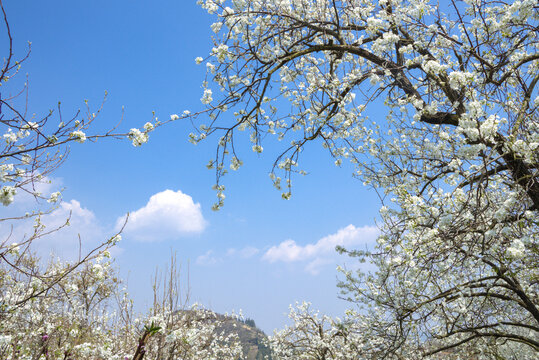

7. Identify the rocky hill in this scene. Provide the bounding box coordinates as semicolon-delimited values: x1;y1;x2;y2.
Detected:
215;315;272;360
175;310;272;360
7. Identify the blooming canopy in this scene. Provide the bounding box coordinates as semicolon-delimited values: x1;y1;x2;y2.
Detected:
191;0;539;357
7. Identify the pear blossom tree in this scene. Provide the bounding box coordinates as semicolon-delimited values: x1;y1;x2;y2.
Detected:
269;302;387;360
0;253;130;359
191;0;539;357
0;0;158;300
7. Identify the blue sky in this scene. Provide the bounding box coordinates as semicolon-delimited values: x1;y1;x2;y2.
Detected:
3;1;382;333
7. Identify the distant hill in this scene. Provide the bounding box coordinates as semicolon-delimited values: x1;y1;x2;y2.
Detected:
215;315;272;360
176;310;272;360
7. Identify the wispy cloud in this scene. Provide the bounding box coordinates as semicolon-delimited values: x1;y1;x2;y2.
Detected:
196;246;260;266
226;246;259;258
196;250;221;266
116;189;207;242
263;225;379;274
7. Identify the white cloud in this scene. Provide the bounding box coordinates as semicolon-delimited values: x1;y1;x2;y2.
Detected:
44;199;97;230
39;200;113;256
1;199;116;260
263;225;379;274
116;189;207;242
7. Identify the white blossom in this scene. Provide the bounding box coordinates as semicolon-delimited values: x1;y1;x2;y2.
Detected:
70;130;87;143
0;185;16;206
201;88;213;104
128;128;149;146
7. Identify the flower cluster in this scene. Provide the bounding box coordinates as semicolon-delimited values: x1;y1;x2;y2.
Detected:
128;122;155;147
